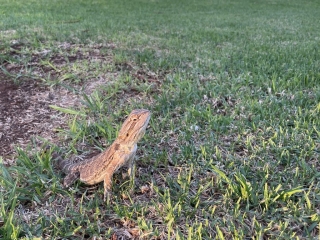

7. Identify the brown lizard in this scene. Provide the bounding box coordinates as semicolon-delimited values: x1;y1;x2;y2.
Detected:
59;109;151;201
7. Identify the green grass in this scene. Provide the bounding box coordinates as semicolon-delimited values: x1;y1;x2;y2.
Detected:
1;0;320;239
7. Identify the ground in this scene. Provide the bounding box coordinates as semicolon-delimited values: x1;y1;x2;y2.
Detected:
1;0;320;238
0;75;64;159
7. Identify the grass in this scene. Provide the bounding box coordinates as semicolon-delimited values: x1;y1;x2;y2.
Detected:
1;0;320;239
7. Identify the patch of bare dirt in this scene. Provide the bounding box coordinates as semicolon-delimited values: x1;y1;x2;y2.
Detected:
0;74;79;161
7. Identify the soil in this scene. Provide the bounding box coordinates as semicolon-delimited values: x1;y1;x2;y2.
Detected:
0;73;76;161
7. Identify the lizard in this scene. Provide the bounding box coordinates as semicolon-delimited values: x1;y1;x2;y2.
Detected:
59;109;151;201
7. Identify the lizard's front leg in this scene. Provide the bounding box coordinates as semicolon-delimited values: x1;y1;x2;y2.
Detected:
127;154;136;179
127;150;138;188
103;173;112;202
126;152;137;195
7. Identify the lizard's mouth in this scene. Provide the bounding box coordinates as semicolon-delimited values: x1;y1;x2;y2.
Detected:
136;121;150;141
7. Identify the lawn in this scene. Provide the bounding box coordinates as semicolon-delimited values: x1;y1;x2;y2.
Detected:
0;0;319;239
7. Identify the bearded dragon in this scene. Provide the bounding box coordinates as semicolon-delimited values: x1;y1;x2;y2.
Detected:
59;109;151;201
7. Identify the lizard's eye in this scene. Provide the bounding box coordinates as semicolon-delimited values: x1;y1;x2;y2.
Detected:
126;133;129;137
132;118;137;121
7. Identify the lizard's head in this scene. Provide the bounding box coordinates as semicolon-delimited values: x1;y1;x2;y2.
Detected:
118;109;151;143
